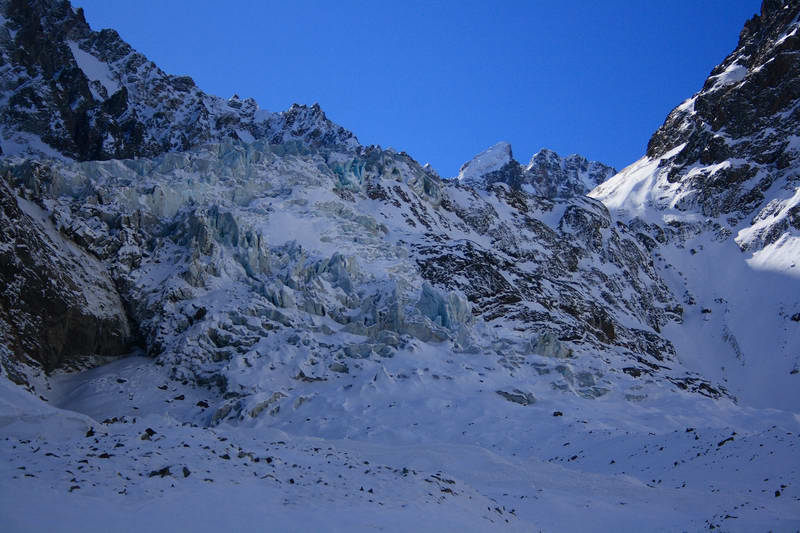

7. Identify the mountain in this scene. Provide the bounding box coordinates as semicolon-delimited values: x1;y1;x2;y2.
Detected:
457;142;616;199
0;0;357;160
1;1;799;531
594;0;799;259
591;0;800;409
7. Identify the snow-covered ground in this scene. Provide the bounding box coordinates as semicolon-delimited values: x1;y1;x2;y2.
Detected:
2;350;799;532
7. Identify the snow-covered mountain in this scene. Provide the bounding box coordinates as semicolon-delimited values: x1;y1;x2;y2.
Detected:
1;1;799;531
457;142;616;199
591;0;800;410
0;0;357;160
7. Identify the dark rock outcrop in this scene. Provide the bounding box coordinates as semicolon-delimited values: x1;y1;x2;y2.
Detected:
0;172;131;383
456;142;616;199
640;0;800;224
0;0;358;160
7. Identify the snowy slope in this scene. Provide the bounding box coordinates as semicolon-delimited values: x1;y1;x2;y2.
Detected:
457;142;514;188
590;0;800;411
2;351;799;532
0;132;794;530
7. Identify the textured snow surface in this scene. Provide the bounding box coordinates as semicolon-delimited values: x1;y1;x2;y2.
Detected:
1;355;799;532
591;147;800;411
746;233;800;275
0;137;794;529
589;145;687;218
708;63;748;91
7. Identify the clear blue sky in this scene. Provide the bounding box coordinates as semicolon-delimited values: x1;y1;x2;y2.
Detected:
76;0;760;175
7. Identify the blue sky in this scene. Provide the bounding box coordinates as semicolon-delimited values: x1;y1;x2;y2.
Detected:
76;0;760;175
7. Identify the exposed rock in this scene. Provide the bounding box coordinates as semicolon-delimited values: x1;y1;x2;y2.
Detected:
590;0;800;409
0;175;131;381
496;389;536;406
456;144;616;199
594;0;800;253
0;0;358;160
0;0;748;410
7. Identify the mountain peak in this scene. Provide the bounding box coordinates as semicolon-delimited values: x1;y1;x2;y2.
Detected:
456;141;514;187
593;0;799;274
457;143;616;199
0;0;359;160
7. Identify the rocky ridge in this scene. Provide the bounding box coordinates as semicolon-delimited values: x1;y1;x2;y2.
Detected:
0;0;357;161
0;0;699;411
593;0;800;259
1;2;799;530
0;135;694;420
457;142;616;199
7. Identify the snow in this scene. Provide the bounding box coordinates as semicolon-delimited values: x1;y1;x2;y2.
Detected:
589;153;666;218
14;193;128;319
0;14;17;39
675;96;697;114
456;142;512;186
709;63;748;91
235;129;255;144
0;131;66;159
591;144;799;412
745;233;800;276
0;2;797;528
66;41;120;98
773;25;799;49
0;98;797;533
2;351;799;532
736;184;800;262
655;233;800;410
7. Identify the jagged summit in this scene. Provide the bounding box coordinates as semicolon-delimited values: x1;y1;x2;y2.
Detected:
456;142;616;199
0;0;358;160
456;141;514;187
526;149;617;199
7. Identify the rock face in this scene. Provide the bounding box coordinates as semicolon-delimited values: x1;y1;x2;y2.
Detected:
591;0;800;409
457;143;616;199
593;0;800;260
526;149;617;199
0;0;357;160
0;170;131;385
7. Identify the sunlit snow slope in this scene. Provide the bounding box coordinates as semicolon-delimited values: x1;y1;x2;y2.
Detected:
591;0;800;410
